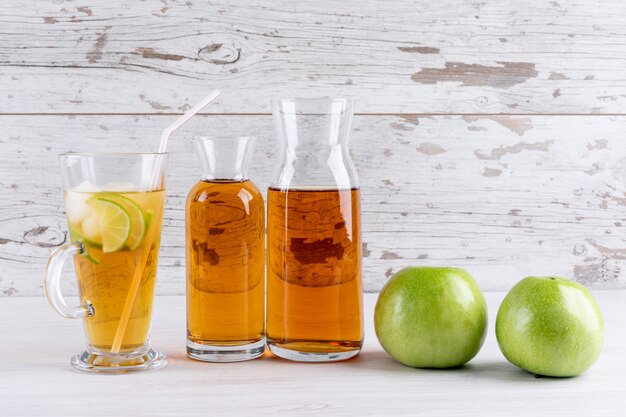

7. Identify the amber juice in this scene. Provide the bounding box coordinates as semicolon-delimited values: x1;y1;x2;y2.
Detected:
267;187;363;353
186;180;265;347
67;190;165;353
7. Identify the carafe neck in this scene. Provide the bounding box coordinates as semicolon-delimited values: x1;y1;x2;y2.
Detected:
195;137;256;181
271;97;358;189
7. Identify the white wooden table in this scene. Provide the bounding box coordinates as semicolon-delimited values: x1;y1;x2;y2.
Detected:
0;292;624;416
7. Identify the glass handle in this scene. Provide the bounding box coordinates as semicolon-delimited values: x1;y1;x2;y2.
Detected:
44;242;94;319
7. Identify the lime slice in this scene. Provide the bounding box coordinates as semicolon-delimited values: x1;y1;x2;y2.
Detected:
68;224;101;264
69;222;102;248
93;199;131;253
81;250;101;265
144;209;154;232
94;194;146;250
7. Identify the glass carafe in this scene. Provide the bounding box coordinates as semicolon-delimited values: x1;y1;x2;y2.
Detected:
267;98;363;362
186;137;265;362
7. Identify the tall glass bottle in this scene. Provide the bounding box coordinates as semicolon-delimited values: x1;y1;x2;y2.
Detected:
267;98;363;362
186;137;265;362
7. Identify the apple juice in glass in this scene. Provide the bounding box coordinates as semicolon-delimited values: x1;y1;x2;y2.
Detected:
267;98;363;362
186;137;265;362
67;188;165;351
44;153;168;373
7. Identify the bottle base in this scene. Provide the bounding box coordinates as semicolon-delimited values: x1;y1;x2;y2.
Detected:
267;341;361;362
186;338;265;362
70;347;167;374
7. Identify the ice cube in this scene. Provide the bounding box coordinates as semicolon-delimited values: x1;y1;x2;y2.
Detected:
65;190;94;224
80;213;102;243
72;180;101;193
101;182;139;192
65;181;101;223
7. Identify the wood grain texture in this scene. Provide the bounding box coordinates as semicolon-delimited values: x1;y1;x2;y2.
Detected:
2;0;626;295
1;115;625;296
0;292;624;416
1;1;626;113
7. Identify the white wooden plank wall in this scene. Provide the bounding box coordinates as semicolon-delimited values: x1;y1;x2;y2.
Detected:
1;1;626;296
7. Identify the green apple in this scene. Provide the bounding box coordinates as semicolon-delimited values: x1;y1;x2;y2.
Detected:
374;266;488;368
496;276;604;377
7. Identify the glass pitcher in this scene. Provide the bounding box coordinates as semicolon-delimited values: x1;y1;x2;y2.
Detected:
266;98;364;362
186;137;265;362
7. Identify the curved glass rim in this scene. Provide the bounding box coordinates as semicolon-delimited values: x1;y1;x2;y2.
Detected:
271;97;355;114
194;136;257;141
59;152;168;158
272;97;354;103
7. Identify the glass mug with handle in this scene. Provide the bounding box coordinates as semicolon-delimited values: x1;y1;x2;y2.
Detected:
44;153;168;373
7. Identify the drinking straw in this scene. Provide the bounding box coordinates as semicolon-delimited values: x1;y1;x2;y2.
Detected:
110;202;162;354
110;90;221;354
158;89;221;153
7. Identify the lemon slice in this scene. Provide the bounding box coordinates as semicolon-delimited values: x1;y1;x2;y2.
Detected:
94;194;146;250
94;199;131;253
